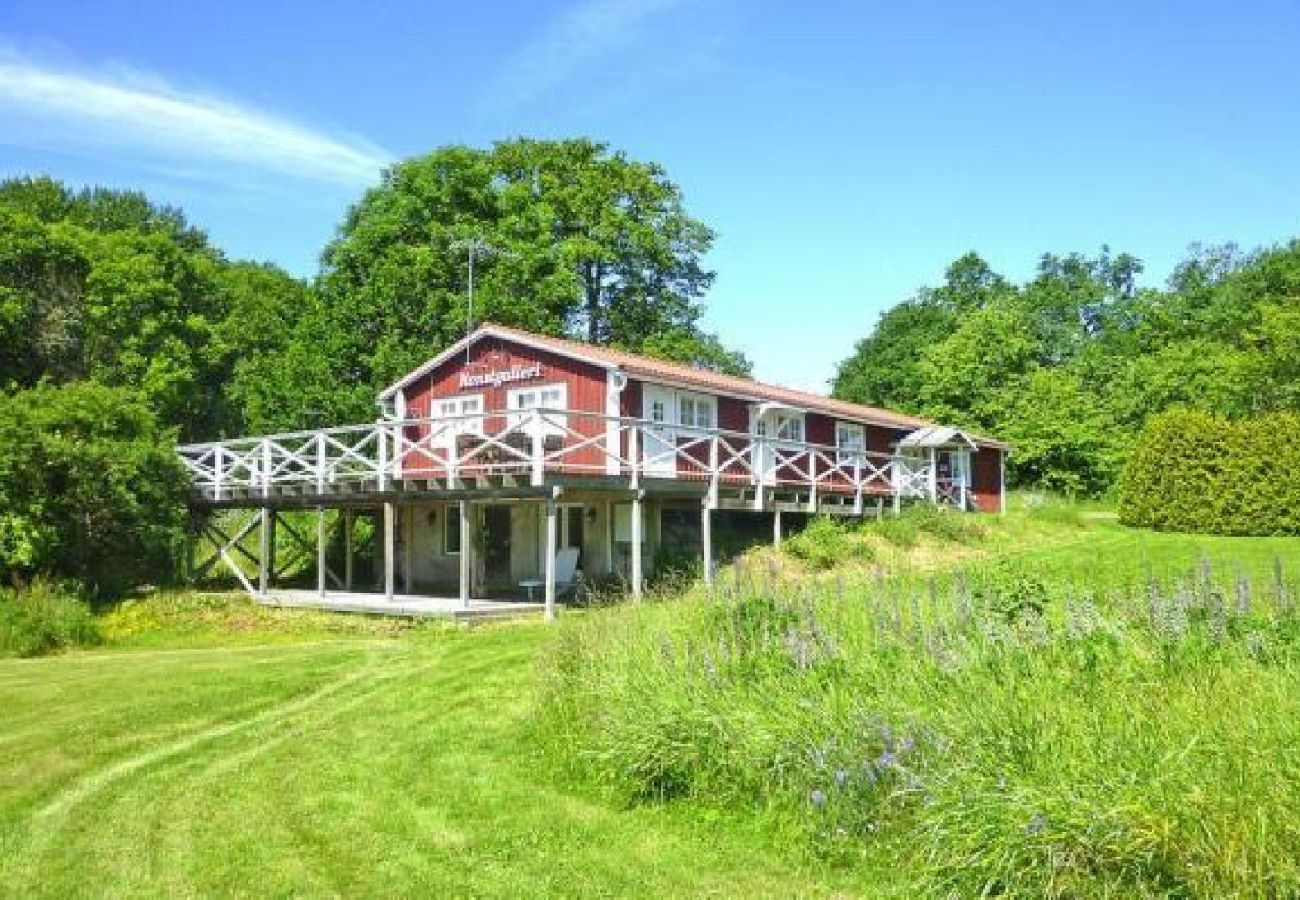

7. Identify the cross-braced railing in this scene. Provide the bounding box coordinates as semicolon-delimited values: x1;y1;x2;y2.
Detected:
177;408;946;509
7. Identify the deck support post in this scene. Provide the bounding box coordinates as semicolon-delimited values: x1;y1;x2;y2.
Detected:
927;446;938;504
630;489;644;601
999;451;1006;515
343;509;354;591
316;506;326;597
701;502;713;590
773;508;782;547
401;506;413;594
383;501;396;600
258;506;272;597
458;500;471;610
544;494;558;622
530;411;545;487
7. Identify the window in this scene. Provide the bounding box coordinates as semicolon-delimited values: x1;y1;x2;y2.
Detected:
563;505;584;552
676;392;716;431
434;394;484;429
760;411;804;443
443;505;461;555
836;422;866;463
507;383;568;434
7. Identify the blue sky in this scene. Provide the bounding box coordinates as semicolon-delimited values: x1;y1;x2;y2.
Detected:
2;1;1298;392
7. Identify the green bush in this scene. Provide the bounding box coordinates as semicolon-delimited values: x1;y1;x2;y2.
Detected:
0;383;190;597
0;579;101;657
1120;409;1300;535
782;516;870;569
868;504;984;548
970;558;1049;623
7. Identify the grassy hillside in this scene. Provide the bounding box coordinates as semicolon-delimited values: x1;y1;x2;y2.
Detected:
539;502;1300;896
0;616;870;897
2;501;1299;896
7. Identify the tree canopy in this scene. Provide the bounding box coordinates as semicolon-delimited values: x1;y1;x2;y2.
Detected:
238;138;747;428
0;177;308;441
833;242;1300;494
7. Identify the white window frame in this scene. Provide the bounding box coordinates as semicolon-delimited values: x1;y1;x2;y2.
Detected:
836;421;867;463
507;382;568;435
675;390;716;433
435;393;484;426
760;411;804;444
431;393;484;448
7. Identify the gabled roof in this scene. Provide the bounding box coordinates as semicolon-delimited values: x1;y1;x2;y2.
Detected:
379;323;1010;449
898;426;979;449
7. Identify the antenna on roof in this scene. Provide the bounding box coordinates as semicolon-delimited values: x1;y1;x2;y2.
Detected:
450;236;514;364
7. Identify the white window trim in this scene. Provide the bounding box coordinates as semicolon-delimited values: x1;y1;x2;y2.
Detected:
836;421;866;465
507;382;568;434
761;410;804;445
675;390;717;433
432;393;484;445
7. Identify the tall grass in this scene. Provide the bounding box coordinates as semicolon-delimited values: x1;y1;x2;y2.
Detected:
537;555;1300;896
0;579;101;657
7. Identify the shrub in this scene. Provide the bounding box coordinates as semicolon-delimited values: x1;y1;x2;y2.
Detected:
868;504;984;548
1120;409;1300;535
0;382;190;597
969;558;1049;623
782;516;870;570
0;579;101;657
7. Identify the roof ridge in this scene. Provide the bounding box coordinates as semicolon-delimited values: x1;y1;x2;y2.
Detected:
481;322;932;426
394;322;1008;449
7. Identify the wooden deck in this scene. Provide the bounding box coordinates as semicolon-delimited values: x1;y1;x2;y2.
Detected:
261;589;546;622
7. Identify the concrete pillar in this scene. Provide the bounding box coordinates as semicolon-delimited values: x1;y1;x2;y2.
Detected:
773;508;782;546
458;500;471;609
630;491;644;600
383;501;396;600
316;506;326;597
544;499;558;621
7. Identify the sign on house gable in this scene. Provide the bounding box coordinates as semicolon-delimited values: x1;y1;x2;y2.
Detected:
458;362;543;389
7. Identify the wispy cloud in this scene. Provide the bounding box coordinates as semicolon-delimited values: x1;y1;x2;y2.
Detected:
484;0;688;110
0;52;391;187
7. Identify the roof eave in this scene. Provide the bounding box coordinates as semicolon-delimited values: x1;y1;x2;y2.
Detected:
375;325;616;401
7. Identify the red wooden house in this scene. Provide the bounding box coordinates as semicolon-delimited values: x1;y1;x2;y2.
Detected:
180;324;1008;619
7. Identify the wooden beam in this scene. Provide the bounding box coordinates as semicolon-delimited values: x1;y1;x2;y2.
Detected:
402;505;413;594
458;499;471;609
344;509;354;591
544;497;558;622
701;502;713;590
383;501;396;600
630;490;644;600
316;506;326;597
258;506;271;596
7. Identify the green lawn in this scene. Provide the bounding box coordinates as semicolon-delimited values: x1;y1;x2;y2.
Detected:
4;507;1299;896
0;624;872;898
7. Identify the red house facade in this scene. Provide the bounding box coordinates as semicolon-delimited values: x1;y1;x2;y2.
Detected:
180;324;1008;617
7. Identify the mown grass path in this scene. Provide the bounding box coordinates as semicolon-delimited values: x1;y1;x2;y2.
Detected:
0;626;868;898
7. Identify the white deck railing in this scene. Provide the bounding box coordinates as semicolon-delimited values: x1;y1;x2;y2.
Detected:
176;408;946;509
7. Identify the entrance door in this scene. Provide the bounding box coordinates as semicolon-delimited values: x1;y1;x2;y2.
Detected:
641;385;677;477
482;506;511;584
